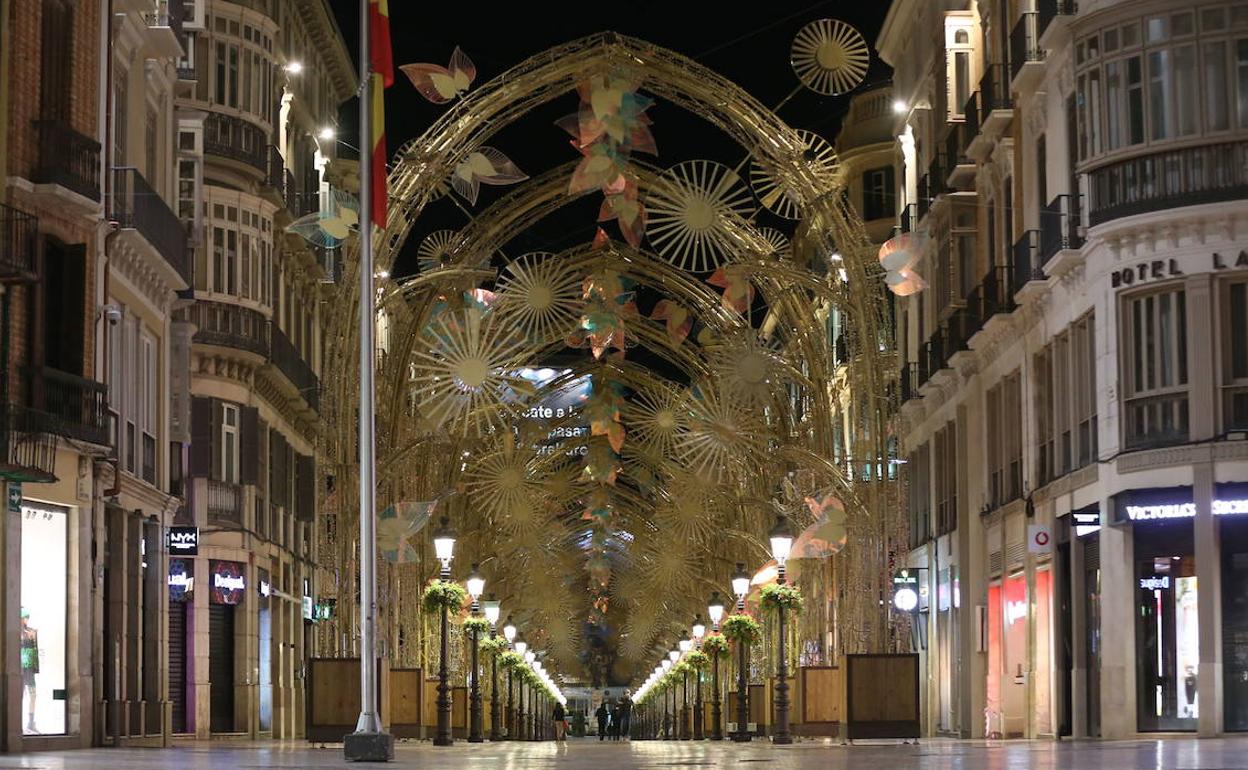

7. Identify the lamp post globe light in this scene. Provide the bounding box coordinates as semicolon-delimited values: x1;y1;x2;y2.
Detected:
466;565;486;743
483;598;502;741
707;593;726;741
502;618;517;738
432;516;457;747
769;515;795;745
730;563;752;743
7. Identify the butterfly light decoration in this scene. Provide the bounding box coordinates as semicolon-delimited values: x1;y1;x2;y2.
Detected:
286;189;360;248
448;147;528;206
707;264;755;313
400;46;477;104
878;232;929;297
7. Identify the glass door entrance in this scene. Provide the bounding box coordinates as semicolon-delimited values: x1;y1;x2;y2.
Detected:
1135;522;1198;732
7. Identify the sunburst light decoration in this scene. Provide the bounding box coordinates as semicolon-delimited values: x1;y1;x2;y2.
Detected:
408;306;536;435
646;159;756;272
494;252;582;343
654;473;721;545
791;19;870;96
464;432;546;523
706;331;787;404
758;227;792;258
749;130;840;220
625;382;686;458
416;229;457;271
674;383;762;480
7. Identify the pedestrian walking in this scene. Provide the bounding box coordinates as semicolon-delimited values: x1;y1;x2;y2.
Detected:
553;701;567;742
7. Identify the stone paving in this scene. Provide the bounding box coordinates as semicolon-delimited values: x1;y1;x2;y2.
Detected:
3;736;1248;769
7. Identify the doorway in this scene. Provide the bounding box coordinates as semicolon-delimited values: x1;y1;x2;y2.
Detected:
1134;521;1198;732
208;604;236;732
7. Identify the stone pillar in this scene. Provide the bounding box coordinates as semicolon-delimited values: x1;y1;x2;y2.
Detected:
1194;461;1223;736
1097;507;1135;738
957;400;987;738
1068;532;1087;738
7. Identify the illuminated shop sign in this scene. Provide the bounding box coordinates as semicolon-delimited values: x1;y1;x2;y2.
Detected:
168;559;194;602
210;560;245;605
1124;499;1248;521
892;569;921;612
1071;508;1101;537
1140;576;1171;591
167;526;199;555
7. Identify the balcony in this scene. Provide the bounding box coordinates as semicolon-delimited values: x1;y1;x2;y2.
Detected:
32;120;101;201
313;244;341;282
0;202;38;283
1038;0;1078;48
1010;12;1045;93
269;324;319;411
206;478;242;527
1038;193;1084;272
944;122;975;189
111;167;191;287
186;300;270;357
967;65;1012;160
1087;141;1248;227
900;362;919;402
1011;230;1045;301
26;367;110;447
0;403;60;483
263;144;285;192
142;0;184;59
1124;393;1189;451
898;203;918;235
203;113;267;174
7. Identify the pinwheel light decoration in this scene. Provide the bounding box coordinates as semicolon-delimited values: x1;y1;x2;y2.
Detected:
561;69;657;247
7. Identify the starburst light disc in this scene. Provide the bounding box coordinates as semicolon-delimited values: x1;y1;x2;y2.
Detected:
495;252;583;343
645;159;756;273
750;130;840;220
758;227;791;258
417;229;458;271
624;383;687;458
791;19;870;96
674;384;762;479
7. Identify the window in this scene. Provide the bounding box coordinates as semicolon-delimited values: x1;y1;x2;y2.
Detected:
907;442;932;549
145;108;158;182
1238;40;1248;127
954;51;970;113
1072;314;1098;467
1206;41;1231;130
935;422;958;536
1222;280;1248;430
141;332;157;485
1123;288;1189;449
987;372;1023;508
221;404;239;484
862;166;894;221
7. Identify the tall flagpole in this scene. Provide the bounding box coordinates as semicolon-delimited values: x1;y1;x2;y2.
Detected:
344;0;392;760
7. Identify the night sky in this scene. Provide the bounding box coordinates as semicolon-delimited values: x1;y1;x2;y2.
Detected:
329;0;893;279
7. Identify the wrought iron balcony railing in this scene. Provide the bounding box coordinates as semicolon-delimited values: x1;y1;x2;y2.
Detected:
0;202;38;282
270;324;319;411
186;300;270;357
0;402;59;483
111;167;191;285
32;120;101;201
1038;193;1084;262
26;367;110;447
1088;141;1248;226
203;112;267;173
1010;12;1044;83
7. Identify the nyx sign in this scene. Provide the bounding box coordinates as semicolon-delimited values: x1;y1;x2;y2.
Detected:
167;526;199;555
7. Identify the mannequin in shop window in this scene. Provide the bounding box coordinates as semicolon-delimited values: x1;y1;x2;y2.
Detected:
21;609;39;733
1185;665;1198;718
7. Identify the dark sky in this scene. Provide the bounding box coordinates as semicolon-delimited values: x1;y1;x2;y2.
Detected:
330;0;893;278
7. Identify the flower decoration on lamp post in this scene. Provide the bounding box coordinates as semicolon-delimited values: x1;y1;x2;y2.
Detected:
428;515;458;746
465;565;487;743
768;515;795;745
728;562;753;743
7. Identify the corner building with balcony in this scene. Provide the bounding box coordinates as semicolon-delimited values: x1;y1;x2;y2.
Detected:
170;0;353;740
1;0;110;751
883;0;1248;741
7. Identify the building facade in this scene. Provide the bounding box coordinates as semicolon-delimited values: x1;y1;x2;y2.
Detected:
170;0;353;741
881;0;1248;740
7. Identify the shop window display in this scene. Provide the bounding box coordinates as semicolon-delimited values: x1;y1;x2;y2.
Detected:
20;502;68;736
1135;521;1198;731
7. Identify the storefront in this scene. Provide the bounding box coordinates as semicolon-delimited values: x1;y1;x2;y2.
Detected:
1113;484;1248;733
167;556;194;734
19;499;69;737
208;560;245;733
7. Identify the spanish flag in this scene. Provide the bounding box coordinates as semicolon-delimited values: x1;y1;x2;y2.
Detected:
369;0;393;225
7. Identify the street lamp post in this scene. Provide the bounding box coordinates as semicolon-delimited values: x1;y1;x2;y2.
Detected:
515;638;528;740
730;563;752;743
678;638;692;740
466;565;486;743
692;617;705;740
661;659;673;738
484;598;501;741
708;593;725;740
769;516;795;745
503;619;516;737
524;650;537;741
432;516;457;747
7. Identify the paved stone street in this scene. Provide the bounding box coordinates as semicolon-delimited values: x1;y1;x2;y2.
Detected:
3;737;1248;770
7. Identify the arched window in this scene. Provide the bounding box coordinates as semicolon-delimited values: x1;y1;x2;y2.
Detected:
955;30;969;44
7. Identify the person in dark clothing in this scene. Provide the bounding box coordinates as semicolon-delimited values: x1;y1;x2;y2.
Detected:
609;702;621;740
595;701;610;740
617;696;632;740
552;701;567;742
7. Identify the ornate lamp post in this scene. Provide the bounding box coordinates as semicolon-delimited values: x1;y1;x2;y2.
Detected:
432;516;457;747
502;618;517;737
707;593;725;740
661;658;673;738
466;565;486;742
692;617;706;740
483;596;501;741
730;563;752;743
524;650;537;741
678;638;692;739
769;516;795;745
514;638;528;739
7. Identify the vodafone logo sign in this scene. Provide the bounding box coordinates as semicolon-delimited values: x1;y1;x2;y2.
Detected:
1028;524;1052;554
